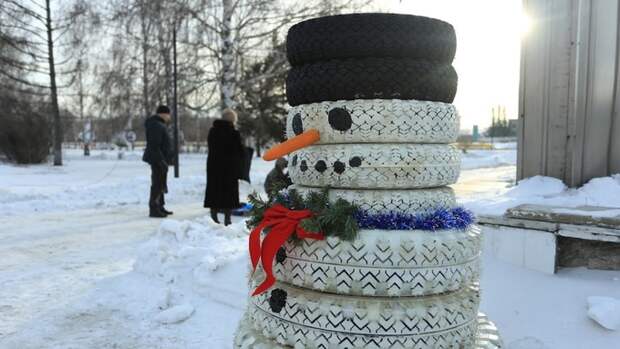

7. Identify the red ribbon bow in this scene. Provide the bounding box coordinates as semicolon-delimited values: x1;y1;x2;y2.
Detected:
249;204;324;296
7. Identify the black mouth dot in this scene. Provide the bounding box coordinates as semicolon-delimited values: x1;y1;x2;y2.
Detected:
333;161;346;174
349;156;362;167
300;160;308;172
314;160;327;173
292;155;298;166
328;108;353;132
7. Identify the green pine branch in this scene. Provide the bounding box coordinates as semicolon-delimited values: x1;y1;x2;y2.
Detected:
247;188;360;241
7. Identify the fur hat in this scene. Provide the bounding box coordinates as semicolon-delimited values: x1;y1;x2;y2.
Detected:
156;105;171;114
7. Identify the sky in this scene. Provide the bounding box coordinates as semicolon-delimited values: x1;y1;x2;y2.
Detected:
377;0;527;131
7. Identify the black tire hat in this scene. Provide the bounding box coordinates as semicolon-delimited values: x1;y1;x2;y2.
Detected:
286;13;457;66
286;57;457;106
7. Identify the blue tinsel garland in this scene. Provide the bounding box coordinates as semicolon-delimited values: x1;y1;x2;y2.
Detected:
354;207;475;231
273;189;475;232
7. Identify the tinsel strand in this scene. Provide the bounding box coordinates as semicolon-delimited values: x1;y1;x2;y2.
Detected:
354;207;475;231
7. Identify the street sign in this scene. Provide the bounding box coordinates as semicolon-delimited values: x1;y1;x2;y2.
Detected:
125;130;137;143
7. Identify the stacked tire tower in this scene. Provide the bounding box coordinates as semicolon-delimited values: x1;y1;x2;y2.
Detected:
234;13;503;348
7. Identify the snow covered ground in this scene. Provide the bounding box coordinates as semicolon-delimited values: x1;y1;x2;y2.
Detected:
461;144;517;171
0;149;273;216
0;146;517;217
1;146;620;348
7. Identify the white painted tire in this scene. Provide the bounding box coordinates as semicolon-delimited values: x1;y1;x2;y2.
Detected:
273;226;481;297
291;185;456;215
289;144;461;189
247;283;480;348
287;99;460;144
234;311;502;349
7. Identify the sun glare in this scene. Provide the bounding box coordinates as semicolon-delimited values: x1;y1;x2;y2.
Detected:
520;11;533;37
383;0;523;130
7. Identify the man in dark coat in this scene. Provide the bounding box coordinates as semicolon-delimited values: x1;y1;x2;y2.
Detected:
204;108;244;226
142;105;174;218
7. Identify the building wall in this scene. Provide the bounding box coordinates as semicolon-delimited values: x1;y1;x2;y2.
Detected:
519;0;620;187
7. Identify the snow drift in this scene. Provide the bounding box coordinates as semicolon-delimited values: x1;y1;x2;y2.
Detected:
468;174;620;216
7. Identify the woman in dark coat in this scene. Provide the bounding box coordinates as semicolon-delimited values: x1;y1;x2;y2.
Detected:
204;108;244;225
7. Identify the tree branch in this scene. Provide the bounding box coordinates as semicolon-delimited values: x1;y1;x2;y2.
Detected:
0;68;50;89
4;0;47;24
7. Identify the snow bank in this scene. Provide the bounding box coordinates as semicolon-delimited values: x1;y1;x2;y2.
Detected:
134;216;249;274
467;174;620;216
577;175;620;207
134;216;248;281
505;176;566;197
0;215;251;348
133;216;248;324
587;296;620;331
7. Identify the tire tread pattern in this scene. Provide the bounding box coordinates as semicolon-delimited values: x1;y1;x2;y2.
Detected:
234;312;503;349
287;13;457;66
286;58;458;106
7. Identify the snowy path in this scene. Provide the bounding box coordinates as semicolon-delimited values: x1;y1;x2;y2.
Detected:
454;165;515;199
0;203;207;339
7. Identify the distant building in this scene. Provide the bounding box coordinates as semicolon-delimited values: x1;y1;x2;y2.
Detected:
472;125;480;142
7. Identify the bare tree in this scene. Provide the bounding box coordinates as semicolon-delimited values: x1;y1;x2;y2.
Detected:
0;0;87;165
188;0;366;112
45;0;63;165
69;0;368;151
92;0;197;129
63;0;101;155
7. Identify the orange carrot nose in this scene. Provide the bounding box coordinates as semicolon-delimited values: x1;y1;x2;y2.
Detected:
263;129;320;161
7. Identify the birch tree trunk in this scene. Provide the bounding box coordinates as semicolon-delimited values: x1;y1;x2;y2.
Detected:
140;6;151;118
77;59;90;156
46;0;63;166
219;0;235;111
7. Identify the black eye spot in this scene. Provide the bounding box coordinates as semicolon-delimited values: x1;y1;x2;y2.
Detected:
268;288;287;313
314;160;327;173
349;156;362;167
292;113;303;135
292;155;298;166
328;108;353;132
300;160;308;172
276;247;287;264
333;161;345;174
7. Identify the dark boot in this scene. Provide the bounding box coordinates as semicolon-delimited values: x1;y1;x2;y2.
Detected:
210;209;220;224
224;210;232;226
159;192;172;215
149;207;167;218
149;165;166;216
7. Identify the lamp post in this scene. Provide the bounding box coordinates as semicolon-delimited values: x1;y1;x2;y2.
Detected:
173;23;180;178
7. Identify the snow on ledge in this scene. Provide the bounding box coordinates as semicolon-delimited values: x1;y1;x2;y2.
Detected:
467;174;620;217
